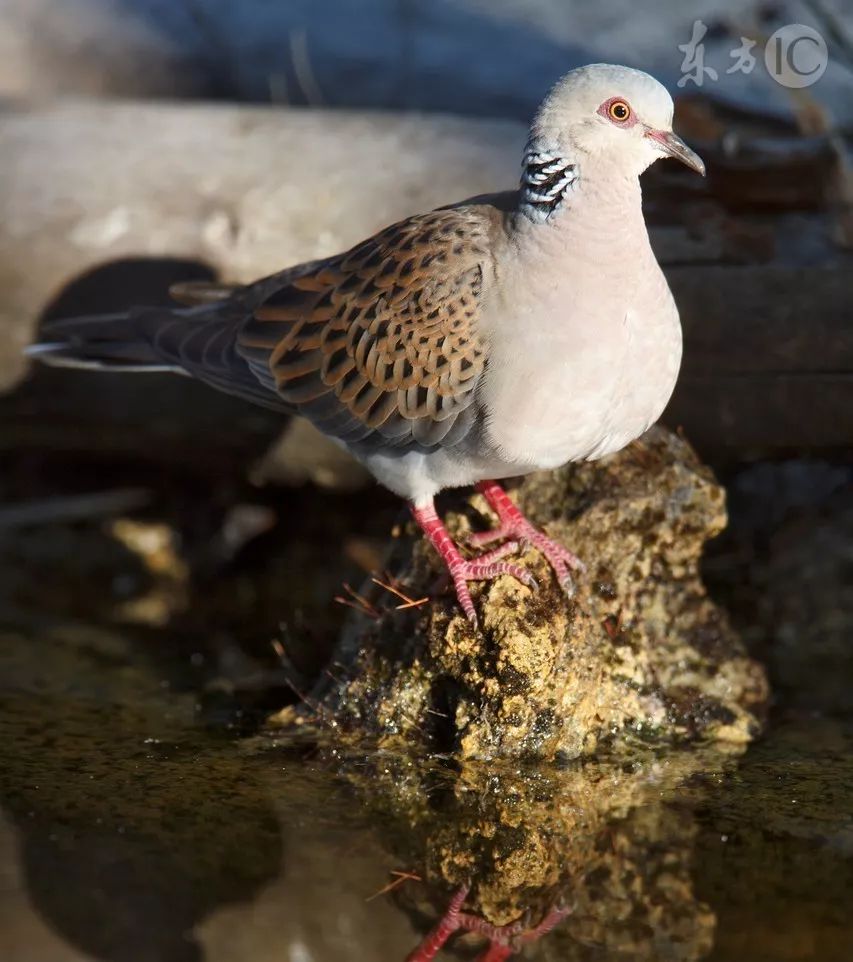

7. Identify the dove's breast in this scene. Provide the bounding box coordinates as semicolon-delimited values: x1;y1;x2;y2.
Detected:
481;211;682;470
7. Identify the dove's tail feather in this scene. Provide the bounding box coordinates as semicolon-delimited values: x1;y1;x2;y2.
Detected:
26;306;292;413
25;311;184;373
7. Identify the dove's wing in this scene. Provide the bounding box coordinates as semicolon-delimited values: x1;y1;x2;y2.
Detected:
234;204;498;448
38;200;505;446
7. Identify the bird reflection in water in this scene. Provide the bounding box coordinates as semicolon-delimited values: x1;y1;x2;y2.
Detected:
406;884;569;961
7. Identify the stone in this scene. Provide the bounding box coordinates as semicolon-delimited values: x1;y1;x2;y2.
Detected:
279;426;769;760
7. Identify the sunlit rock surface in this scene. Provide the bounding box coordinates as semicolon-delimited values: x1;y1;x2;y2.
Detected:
276;427;768;759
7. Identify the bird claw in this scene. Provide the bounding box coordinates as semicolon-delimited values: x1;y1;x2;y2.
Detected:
411;491;576;628
451;555;538;627
469;515;584;597
558;572;577;598
406;884;569;961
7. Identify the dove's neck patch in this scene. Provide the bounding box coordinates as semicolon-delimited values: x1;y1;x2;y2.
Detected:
519;142;578;223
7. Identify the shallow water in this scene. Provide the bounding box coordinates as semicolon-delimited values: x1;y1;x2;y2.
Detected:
1;616;851;962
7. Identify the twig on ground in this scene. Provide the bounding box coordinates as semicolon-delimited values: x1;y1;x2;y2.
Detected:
366;870;422;902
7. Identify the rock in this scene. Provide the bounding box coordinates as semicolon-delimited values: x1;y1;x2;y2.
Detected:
758;501;853;713
0;0;578;112
0;0;210;101
278;426;769;760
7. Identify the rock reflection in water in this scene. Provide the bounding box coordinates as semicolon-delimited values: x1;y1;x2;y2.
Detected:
342;744;738;961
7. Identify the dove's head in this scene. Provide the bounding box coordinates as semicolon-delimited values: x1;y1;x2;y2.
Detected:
532;63;704;177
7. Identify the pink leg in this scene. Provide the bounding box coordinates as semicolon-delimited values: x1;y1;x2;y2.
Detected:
411;502;537;627
405;886;469;962
470;480;585;595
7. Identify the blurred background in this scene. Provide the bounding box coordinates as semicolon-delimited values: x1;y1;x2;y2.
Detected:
0;2;852;961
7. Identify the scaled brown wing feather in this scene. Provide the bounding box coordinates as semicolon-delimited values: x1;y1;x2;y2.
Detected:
238;208;492;449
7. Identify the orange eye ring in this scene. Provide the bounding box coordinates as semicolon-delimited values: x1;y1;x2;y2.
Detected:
608;100;631;122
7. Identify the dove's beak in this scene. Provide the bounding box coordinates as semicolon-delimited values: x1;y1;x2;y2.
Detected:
645;128;706;176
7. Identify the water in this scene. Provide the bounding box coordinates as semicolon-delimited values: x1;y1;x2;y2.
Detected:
1;616;850;962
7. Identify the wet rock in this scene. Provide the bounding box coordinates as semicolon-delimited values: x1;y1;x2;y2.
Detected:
278;426;769;760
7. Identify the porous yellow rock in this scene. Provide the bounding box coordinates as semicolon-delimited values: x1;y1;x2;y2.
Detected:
283;426;769;760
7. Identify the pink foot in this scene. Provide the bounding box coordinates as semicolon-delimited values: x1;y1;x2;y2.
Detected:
411;503;537;627
470;480;585;596
405;884;570;962
460;901;570;959
405;885;470;962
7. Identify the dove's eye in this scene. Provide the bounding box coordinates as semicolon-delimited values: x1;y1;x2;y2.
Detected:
607;100;631;123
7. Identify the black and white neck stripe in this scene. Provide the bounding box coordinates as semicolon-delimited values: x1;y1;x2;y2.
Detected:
519;143;578;223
